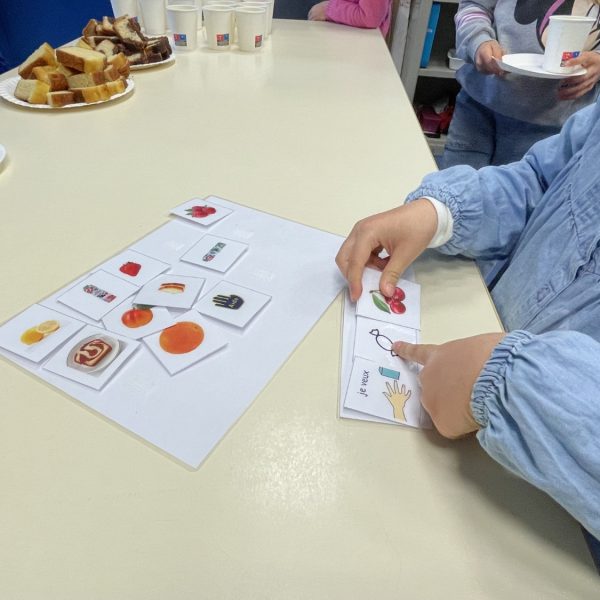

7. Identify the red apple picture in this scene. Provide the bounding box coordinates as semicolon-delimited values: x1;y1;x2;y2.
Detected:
121;306;154;328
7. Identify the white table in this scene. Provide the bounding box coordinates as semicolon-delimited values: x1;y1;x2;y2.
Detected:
0;19;597;599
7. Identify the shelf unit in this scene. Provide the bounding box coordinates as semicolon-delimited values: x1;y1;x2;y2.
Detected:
400;0;461;155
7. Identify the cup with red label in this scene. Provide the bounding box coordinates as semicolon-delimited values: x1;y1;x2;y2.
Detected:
203;4;234;50
167;4;199;50
234;6;265;52
542;15;595;74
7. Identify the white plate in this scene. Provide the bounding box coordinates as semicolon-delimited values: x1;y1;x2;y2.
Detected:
0;76;135;109
130;54;175;70
498;53;587;79
66;334;120;373
0;144;5;166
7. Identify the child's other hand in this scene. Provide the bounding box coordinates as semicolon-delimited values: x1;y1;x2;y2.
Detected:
558;51;600;100
393;333;505;439
475;40;505;76
308;1;329;21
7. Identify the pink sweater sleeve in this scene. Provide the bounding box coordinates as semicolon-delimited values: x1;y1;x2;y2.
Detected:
325;0;391;33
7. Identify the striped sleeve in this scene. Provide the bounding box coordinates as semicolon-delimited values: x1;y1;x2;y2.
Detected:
455;1;497;62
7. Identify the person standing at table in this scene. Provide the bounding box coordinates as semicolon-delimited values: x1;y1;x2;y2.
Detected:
336;97;600;544
307;0;392;37
442;0;600;169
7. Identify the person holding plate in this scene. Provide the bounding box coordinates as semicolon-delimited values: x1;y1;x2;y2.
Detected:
441;0;600;170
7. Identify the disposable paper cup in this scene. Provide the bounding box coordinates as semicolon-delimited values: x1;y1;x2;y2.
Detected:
203;5;234;50
111;0;140;18
167;4;199;49
243;0;272;34
542;15;595;73
235;7;265;51
139;0;167;35
240;1;269;37
205;2;237;38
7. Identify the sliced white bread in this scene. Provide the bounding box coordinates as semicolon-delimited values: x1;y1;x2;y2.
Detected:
14;79;50;104
56;47;106;73
46;91;75;107
18;42;57;79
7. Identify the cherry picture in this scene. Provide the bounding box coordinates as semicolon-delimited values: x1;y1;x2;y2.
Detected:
185;205;217;219
370;287;406;314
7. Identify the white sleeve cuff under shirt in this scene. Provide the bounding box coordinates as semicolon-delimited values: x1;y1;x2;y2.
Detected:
423;196;454;248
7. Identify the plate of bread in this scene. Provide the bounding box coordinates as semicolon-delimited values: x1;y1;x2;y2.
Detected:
0;41;134;109
80;16;173;70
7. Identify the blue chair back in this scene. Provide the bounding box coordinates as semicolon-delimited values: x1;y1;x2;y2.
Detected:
0;0;112;73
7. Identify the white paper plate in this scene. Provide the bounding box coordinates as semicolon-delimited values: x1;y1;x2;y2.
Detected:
0;76;135;109
498;53;587;79
130;54;175;70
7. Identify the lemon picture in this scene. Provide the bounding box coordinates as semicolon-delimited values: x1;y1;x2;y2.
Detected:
35;320;60;335
20;320;61;346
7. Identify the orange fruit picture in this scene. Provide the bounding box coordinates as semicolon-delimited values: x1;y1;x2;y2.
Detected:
159;321;204;354
121;307;154;329
20;328;44;345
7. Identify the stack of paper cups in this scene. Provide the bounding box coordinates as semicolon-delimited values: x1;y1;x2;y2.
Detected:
234;6;265;51
542;15;595;73
139;0;167;34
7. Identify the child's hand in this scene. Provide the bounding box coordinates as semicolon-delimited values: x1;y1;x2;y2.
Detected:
558;51;600;100
335;199;438;302
475;40;505;76
393;333;505;439
308;1;329;21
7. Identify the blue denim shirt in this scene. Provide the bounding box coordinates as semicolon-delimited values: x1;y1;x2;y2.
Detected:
406;99;600;539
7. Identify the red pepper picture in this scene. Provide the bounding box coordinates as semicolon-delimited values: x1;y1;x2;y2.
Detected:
119;261;142;277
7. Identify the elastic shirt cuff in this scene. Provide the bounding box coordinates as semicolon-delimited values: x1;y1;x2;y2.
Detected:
422;196;454;248
470;330;534;427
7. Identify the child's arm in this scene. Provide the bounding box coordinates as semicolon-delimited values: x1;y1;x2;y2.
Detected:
472;330;600;542
455;0;497;62
325;0;391;30
396;329;600;541
404;100;597;262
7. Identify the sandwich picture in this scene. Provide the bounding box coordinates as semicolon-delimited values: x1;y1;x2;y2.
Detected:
159;282;186;294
